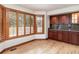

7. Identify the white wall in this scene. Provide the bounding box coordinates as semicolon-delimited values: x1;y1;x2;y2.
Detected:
47;5;79;15
3;4;35;14
0;4;48;52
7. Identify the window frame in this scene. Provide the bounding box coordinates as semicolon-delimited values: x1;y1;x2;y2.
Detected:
17;12;25;36
2;7;45;40
5;8;37;39
0;5;3;42
36;15;44;34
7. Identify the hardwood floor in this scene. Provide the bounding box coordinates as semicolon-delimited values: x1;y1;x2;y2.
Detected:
2;39;79;54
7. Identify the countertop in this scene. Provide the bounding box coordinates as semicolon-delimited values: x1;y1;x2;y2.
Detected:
49;28;79;32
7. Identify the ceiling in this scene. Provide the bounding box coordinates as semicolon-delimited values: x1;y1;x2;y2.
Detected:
19;4;75;11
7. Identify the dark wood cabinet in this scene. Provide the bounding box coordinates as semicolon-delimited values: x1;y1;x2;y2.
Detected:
57;31;62;41
48;30;53;39
48;29;79;45
50;16;58;24
72;13;79;24
62;31;69;42
59;15;69;24
69;32;79;44
52;30;58;40
49;13;79;45
77;33;79;45
71;32;78;44
48;29;58;40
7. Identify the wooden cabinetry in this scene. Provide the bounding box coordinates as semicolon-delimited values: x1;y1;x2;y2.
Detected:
50;16;58;24
59;15;69;24
48;29;58;40
62;31;69;42
48;30;53;39
77;33;79;45
57;31;62;41
52;30;58;40
48;29;79;45
69;31;79;44
72;13;79;24
49;12;79;45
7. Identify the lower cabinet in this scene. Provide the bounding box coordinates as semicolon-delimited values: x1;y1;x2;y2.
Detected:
62;31;69;42
57;31;62;41
48;29;58;40
77;33;79;45
48;29;79;45
69;32;79;44
52;30;58;40
48;30;53;39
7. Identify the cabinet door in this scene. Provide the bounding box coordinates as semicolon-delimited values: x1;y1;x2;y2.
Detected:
50;16;58;24
72;13;79;24
0;6;2;41
62;31;69;42
18;13;24;36
48;30;53;39
52;30;58;40
59;15;69;24
71;32;78;44
68;32;72;43
69;32;78;44
58;31;62;41
77;32;79;45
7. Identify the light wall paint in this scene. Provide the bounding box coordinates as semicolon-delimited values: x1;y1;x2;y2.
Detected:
47;5;79;15
3;4;35;14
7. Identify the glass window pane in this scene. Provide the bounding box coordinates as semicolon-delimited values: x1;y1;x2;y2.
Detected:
31;15;34;33
18;13;24;35
36;16;42;33
8;11;17;37
25;15;30;34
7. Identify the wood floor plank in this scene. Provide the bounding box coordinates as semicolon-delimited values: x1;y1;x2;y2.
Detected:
2;39;79;54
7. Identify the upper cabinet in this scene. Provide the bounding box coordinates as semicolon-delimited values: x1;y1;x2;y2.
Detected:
59;15;70;24
71;13;79;31
50;12;79;31
72;13;79;24
50;16;58;24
